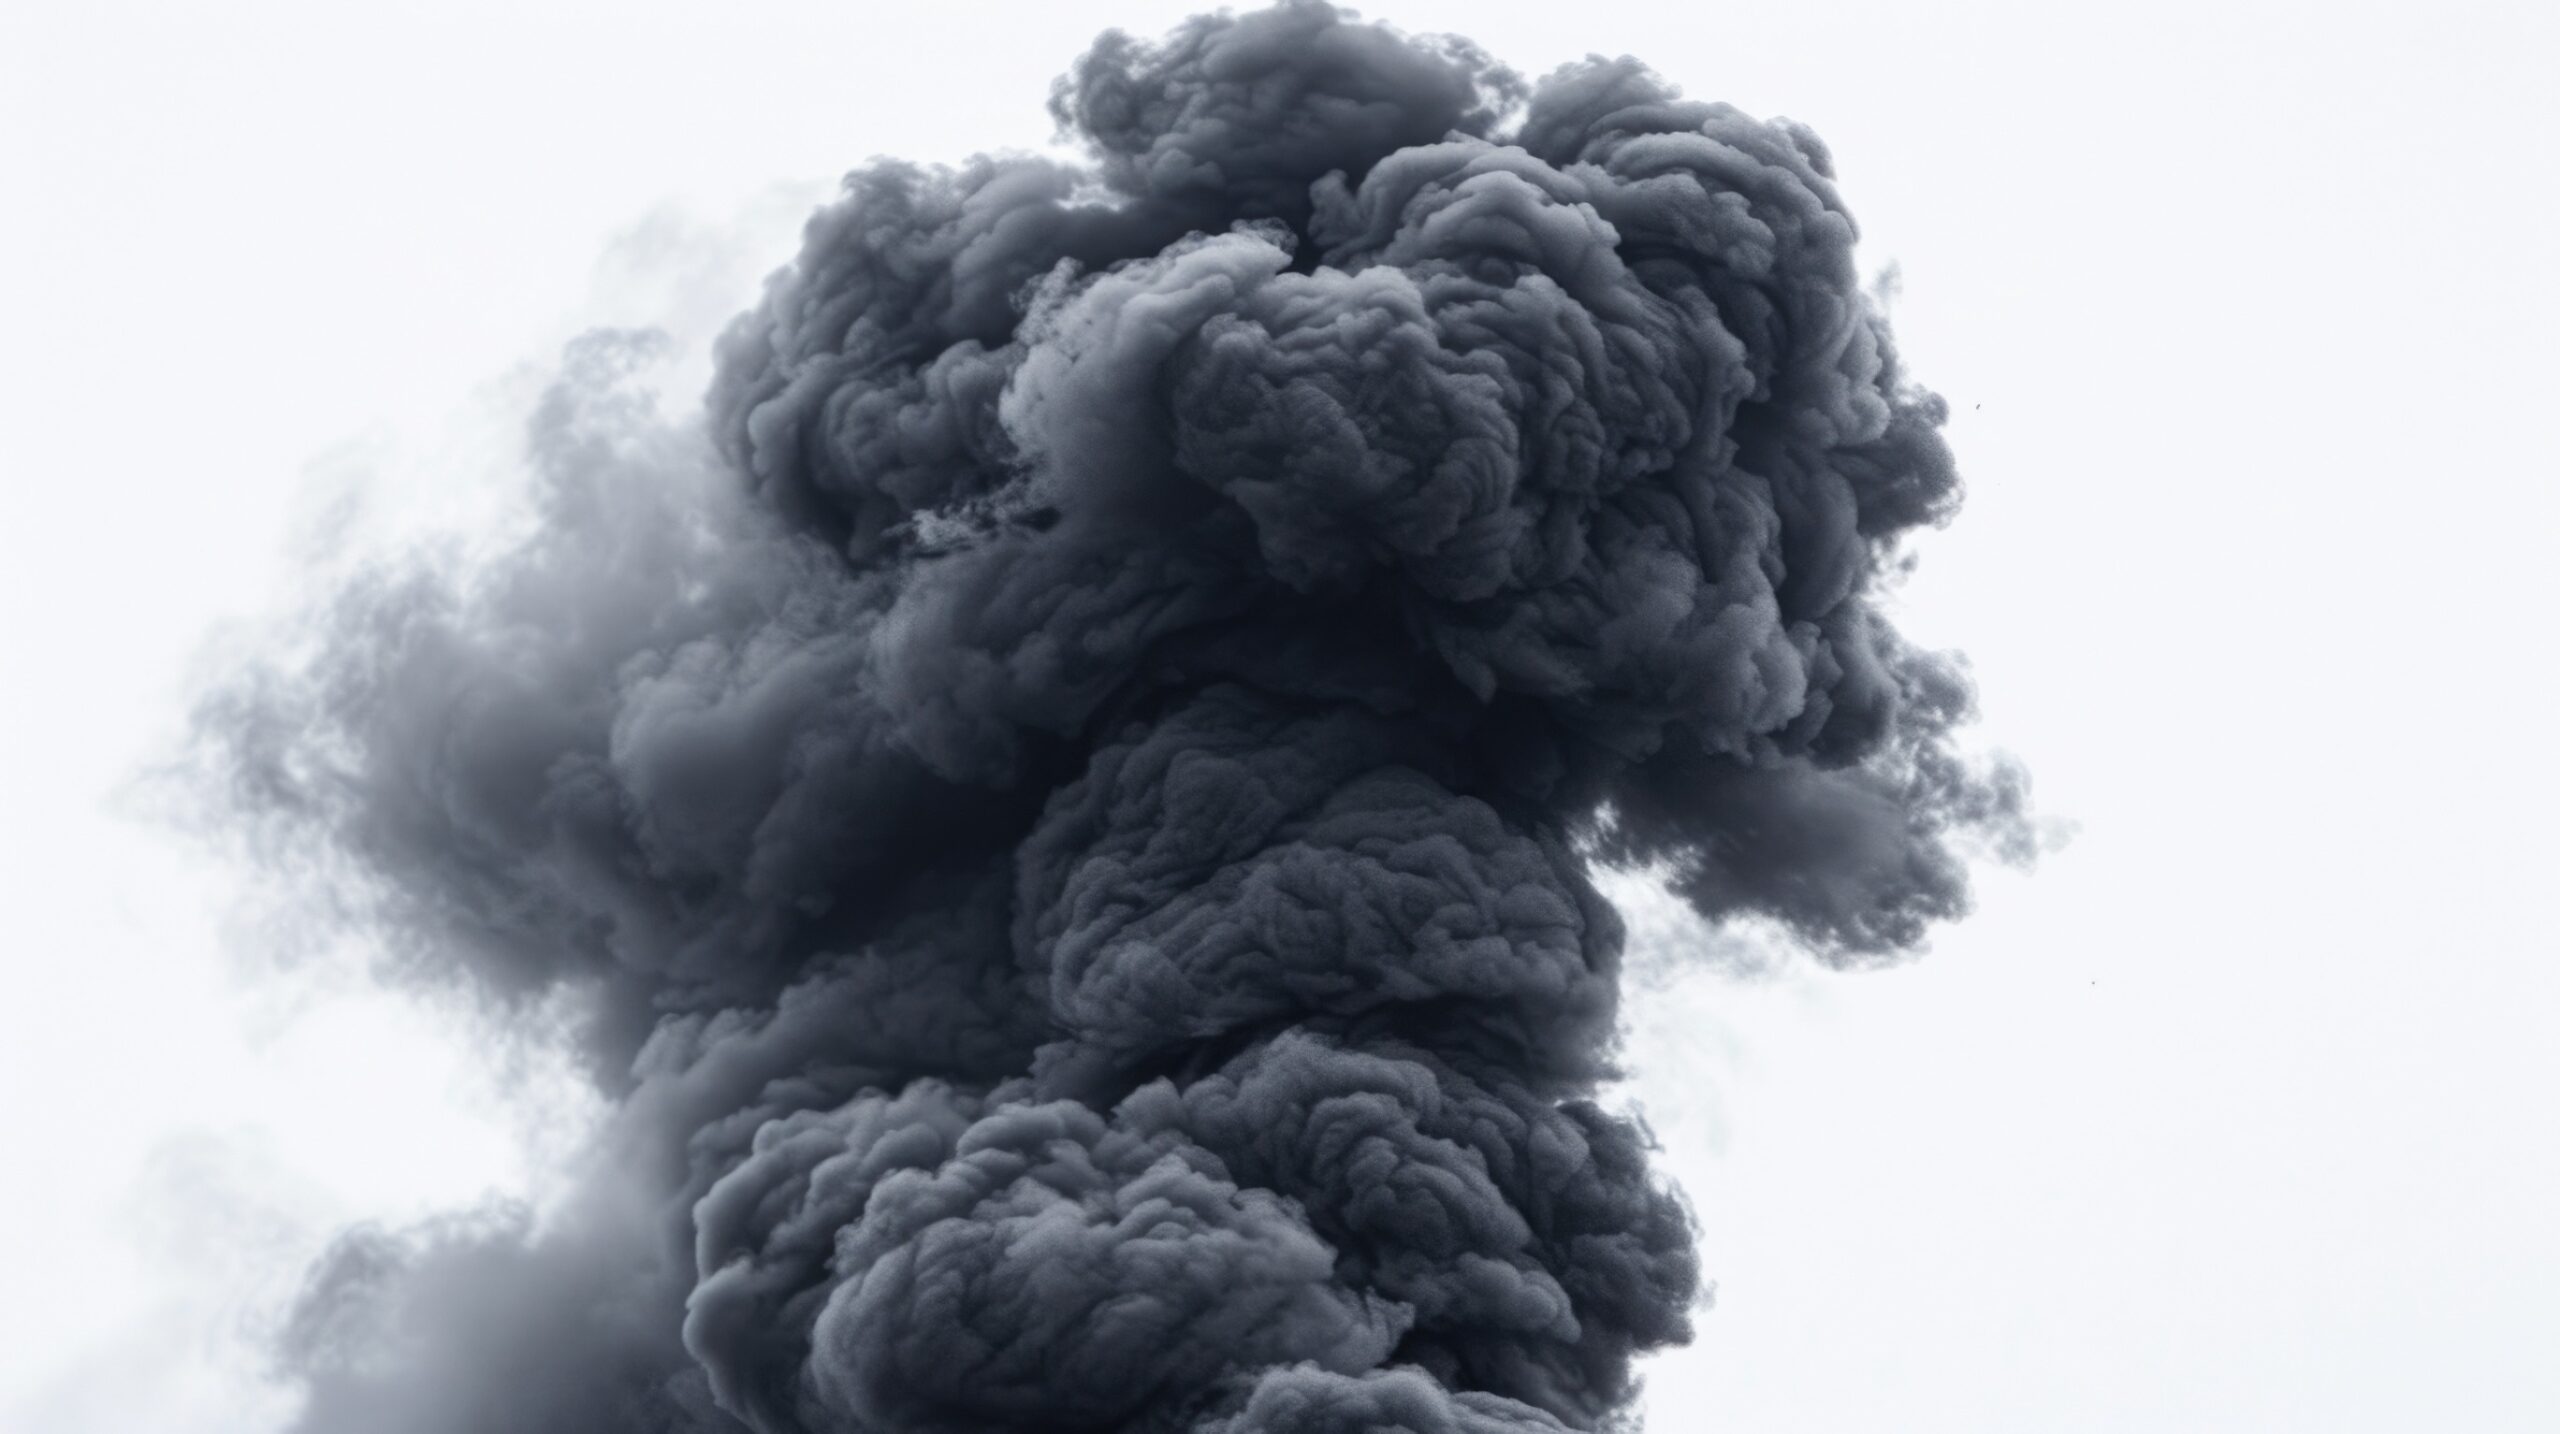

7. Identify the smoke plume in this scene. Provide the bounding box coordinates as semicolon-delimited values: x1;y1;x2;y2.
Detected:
199;4;2032;1430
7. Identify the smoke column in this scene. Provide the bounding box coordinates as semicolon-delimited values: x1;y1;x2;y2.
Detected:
200;4;2032;1430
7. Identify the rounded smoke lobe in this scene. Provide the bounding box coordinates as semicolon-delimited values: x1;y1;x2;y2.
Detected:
200;4;2034;1431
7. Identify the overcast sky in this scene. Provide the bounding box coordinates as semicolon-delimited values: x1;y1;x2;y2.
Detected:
4;2;2556;1430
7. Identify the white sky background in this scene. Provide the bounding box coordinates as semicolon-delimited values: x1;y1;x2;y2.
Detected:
4;1;2556;1429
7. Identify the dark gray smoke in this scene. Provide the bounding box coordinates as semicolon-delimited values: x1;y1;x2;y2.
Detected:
197;4;2032;1430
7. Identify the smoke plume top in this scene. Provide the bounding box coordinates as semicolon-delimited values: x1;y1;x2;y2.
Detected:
196;4;2033;1430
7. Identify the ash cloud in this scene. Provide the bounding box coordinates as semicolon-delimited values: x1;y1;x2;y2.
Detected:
195;4;2033;1430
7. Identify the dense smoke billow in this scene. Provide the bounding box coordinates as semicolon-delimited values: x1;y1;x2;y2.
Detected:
197;4;2032;1430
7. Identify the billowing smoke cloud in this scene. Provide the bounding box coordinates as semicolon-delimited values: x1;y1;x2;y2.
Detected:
197;4;2032;1430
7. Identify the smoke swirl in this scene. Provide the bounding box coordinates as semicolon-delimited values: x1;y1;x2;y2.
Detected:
202;5;2032;1430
